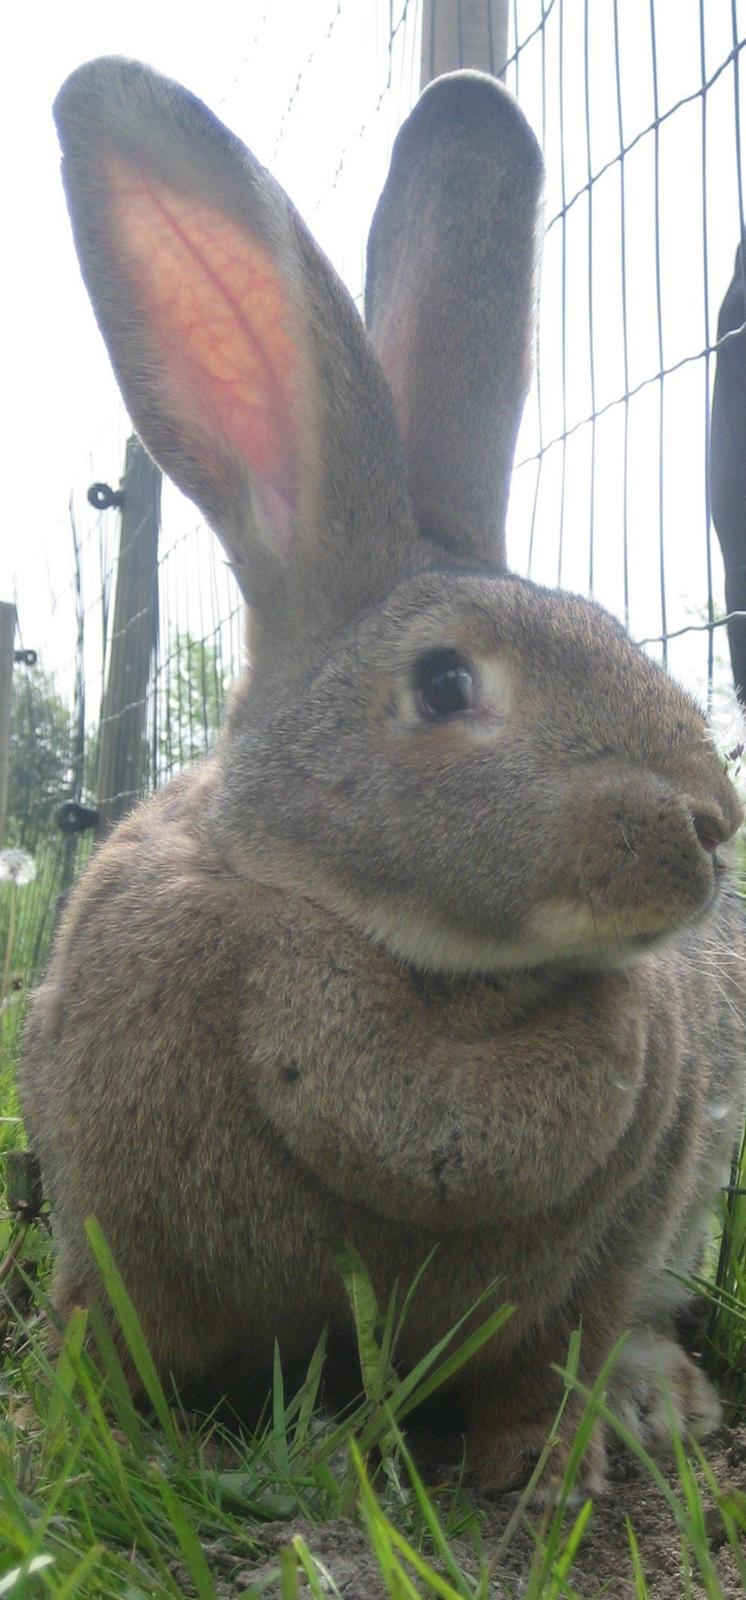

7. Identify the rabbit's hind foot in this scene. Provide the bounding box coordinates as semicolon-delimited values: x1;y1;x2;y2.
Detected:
610;1329;722;1452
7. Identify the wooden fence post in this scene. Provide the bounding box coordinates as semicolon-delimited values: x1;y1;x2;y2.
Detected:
0;602;17;849
95;435;161;839
420;0;510;87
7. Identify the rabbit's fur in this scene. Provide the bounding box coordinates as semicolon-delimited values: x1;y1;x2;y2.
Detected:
20;59;746;1494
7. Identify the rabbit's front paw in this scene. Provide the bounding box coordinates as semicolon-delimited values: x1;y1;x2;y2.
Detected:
611;1330;722;1450
468;1415;608;1502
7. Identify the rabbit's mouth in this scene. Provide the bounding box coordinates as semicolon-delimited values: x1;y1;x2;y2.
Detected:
332;879;718;977
631;928;673;951
521;892;716;970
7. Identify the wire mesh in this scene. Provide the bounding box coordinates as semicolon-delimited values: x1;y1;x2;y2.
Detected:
504;0;746;725
5;0;746;972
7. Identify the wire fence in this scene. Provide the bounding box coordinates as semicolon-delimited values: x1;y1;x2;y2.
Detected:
6;0;746;975
507;0;745;710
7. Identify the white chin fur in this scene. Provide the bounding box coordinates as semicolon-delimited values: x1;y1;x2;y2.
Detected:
339;891;652;975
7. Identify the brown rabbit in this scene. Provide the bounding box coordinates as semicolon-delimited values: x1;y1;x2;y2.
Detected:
19;58;746;1494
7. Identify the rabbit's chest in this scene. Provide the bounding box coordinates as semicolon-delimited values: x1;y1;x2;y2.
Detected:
405;965;552;1042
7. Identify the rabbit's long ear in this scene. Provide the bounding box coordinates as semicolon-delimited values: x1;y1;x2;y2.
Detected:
365;72;543;571
54;59;420;672
711;240;746;705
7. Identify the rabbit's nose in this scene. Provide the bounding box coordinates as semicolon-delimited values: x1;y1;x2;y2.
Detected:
692;814;724;854
691;798;742;855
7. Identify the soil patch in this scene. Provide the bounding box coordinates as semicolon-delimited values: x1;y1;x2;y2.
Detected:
226;1422;746;1599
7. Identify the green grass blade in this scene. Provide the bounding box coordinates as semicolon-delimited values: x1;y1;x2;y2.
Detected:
291;1328;327;1456
540;1332;621;1524
681;1531;695;1600
87;1297;147;1458
392;1249;439;1359
55;1346;189;1600
716;1485;746;1529
387;1302;514;1428
386;1523;475;1600
625;1518;650;1599
352;1440;470;1599
348;1440;413;1600
53;1545;105;1599
379;1279;399;1378
33;1407;98;1546
332;1241;383;1402
272;1341;290;1480
292;1536;343;1599
388;1423;474;1597
661;1384;722;1600
243;1566;284;1598
546;1498;592;1592
279;1544;301;1600
488;1332;593;1579
155;1474;219;1600
46;1305;87;1438
84;1217;182;1457
561;1370;730;1599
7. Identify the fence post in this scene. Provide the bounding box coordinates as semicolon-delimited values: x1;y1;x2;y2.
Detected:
420;0;510;87
0;602;17;849
96;435;161;839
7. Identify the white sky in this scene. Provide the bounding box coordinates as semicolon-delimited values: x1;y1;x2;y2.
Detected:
4;0;746;729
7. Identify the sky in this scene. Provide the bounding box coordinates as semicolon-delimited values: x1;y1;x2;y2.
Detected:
4;0;746;726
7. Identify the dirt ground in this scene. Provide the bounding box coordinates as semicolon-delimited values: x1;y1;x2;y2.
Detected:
205;1421;746;1599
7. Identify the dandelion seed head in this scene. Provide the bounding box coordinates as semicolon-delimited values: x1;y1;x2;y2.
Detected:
0;848;37;886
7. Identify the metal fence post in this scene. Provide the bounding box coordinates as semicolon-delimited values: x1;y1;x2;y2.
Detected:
420;0;510;87
0;602;17;849
95;435;161;839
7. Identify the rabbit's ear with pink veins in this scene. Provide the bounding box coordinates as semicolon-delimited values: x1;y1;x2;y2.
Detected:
366;73;544;572
53;58;418;661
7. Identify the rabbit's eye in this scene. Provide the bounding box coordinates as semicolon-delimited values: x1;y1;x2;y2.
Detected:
415;650;476;718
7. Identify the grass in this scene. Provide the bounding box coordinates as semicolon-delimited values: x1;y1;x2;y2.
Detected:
706;1125;746;1414
0;1197;744;1598
1;859;745;1597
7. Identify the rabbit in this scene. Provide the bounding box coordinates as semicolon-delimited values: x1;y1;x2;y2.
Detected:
19;56;746;1496
711;238;746;706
